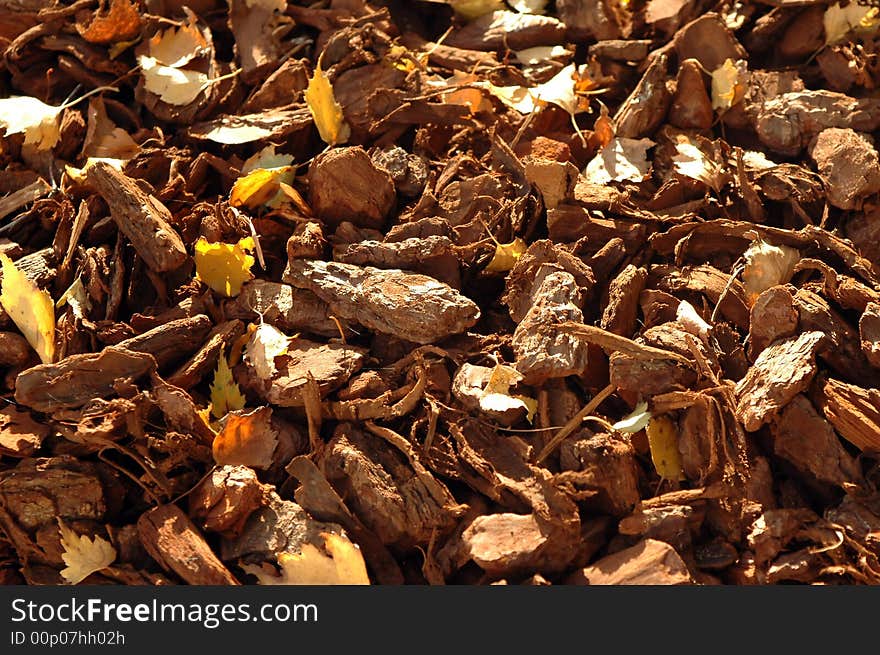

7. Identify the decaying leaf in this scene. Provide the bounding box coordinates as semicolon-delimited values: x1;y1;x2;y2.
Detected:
479;363;537;422
823;1;880;46
671;138;728;191
676;300;711;338
58;519;117;584
243;532;370;585
742;237;801;303
76;0;142;45
509;0;548;14
485;238;527;272
305;60;350;146
139;56;208;106
0;254;55;364
486;64;594;120
145;18;207;68
613;401;651;434
645;415;685;481
0;97;63;150
83;97;139;160
584;137;654;184
242;145;294;173
230;167;296;210
209;349;246;419
194;237;256;297
212;406;278;469
244;323;290;380
711;59;748;112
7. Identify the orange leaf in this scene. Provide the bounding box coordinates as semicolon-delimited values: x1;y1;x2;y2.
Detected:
76;0;142;45
212;406;278;469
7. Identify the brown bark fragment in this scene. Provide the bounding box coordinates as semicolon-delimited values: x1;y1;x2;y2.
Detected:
808;128;880;210
860;302;880;368
614;54;671;138
167;320;246;389
749;285;799;360
137;504;239;585
673;13;747;72
86;162;187;273
116;315;212;370
445;10;566;51
601;265;648;338
283;259;480;344
566;539;694;585
669;59;713;130
735;331;826;432
189;465;269;538
813;376;880;452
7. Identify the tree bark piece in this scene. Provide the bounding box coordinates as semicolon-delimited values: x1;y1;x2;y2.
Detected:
813;376;880;452
138;504;239;585
15;347;156;412
566;538;694;585
735;331;826;432
601;265;648;338
283;259;480;344
116;315;213;370
86;162;187;273
808;128;880;210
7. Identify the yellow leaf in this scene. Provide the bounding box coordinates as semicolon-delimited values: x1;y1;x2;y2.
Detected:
58;519;116;585
243;532;370;585
645;415;684;481
711;58;747;112
242;145;294;173
212;406;278;469
209;349;246;419
305;60;350;146
742;237;800;304
194;236;255;297
0;96;62;150
485;237;527;273
230;166;295;209
0;254;55;364
146;18;207;68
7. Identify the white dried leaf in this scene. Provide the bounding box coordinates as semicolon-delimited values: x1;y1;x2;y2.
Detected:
242;145;295;174
676;300;711;338
672;140;727;191
613;401;651;434
0;96;62;150
823;2;879;46
742;238;801;301
245;323;289;380
58;520;116;585
584;137;654;184
139;55;207;106
515;45;569;65
508;0;548;14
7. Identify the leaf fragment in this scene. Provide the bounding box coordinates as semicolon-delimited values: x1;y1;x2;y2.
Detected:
58;519;116;585
0;254;55;364
194;237;256;297
671;138;729;191
711;58;748;112
613;401;651;434
209;349;246;419
823;2;880;45
646;415;685;481
741;237;801;303
478;363;537;422
139;55;208;106
485;237;527;273
243;532;370;585
305;60;350;146
212;406;278;469
244;323;290;380
584;137;654;184
0;96;62;150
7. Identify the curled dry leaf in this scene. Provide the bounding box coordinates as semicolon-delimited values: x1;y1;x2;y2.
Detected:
58;519;117;585
0;254;55;364
671;138;728;191
194;237;256;297
742;237;801;303
584;137;654;184
245;323;290;380
823;2;880;46
139;56;208;107
243;532;370;585
711;59;748;113
83;97;139;160
479;363;537;422
613;401;651;434
305;60;350;146
76;0;142;45
212;406;278;469
676;300;711;338
485;238;527;273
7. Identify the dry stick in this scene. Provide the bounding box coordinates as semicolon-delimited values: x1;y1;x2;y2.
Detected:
549;321;692;365
536;383;614;465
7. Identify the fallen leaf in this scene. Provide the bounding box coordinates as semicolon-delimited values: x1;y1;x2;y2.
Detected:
671;138;729;191
210;349;246;419
485;237;527;272
711;58;748;112
514;45;569;65
58;519;116;585
478;363;537;422
584;137;654;184
243;532;370;585
646;415;684;481
0;97;62;150
194;236;256;297
242;145;294;174
676;300;711;338
146;18;207;68
56;277;92;320
212;406;278;469
83;97;139;160
613;401;651;434
139;55;208;106
230;166;296;209
245;323;290;380
305;60;350;146
200;119;275;145
486;64;594;119
65;157;127;182
0;254;55;364
442;71;494;114
823;2;880;46
76;0;142;45
591;102;615;149
742;237;801;303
